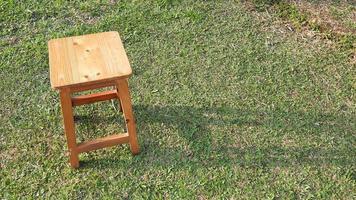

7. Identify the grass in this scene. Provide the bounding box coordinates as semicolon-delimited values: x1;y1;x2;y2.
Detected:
1;0;355;199
247;0;356;62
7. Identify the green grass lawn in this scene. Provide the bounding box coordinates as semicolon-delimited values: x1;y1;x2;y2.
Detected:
1;0;355;199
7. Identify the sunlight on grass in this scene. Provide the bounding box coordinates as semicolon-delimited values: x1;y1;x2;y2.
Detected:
1;0;355;198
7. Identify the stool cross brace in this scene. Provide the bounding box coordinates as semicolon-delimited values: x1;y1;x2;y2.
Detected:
59;79;139;168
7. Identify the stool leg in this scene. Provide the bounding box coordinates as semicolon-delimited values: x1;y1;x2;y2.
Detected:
116;79;140;155
59;88;80;168
116;87;123;113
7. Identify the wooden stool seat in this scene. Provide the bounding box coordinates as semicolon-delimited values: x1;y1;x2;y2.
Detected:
48;31;140;168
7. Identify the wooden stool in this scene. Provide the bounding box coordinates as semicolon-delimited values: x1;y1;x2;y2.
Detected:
48;31;140;168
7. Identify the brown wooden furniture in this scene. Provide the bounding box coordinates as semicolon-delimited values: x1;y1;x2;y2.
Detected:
48;31;139;168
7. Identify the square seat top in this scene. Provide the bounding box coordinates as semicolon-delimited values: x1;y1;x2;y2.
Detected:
48;31;132;89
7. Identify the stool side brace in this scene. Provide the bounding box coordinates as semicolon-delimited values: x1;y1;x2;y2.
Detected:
58;79;139;168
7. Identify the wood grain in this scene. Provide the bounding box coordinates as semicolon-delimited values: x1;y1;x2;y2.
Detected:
77;133;129;153
71;90;118;106
49;31;132;89
59;88;79;168
116;79;140;155
68;81;116;93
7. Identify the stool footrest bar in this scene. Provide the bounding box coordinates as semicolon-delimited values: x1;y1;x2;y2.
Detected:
72;90;118;106
77;133;129;153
